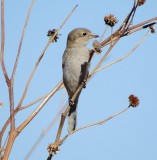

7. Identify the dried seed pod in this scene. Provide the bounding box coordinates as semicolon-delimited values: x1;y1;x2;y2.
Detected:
47;143;60;156
104;14;118;27
138;0;146;6
47;29;59;42
92;40;102;54
129;95;140;107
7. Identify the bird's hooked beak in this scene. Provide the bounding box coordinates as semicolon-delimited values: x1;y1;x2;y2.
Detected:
89;33;99;39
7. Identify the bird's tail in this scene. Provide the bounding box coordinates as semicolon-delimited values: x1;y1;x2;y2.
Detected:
68;102;77;133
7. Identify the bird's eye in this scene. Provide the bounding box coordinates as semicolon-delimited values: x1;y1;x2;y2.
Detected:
82;32;87;36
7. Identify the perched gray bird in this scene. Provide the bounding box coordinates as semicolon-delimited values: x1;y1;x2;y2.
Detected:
62;28;98;132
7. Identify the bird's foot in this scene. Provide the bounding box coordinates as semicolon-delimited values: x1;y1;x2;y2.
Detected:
69;99;74;106
83;79;87;88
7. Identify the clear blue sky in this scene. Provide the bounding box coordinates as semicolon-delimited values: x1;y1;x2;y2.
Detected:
1;1;157;160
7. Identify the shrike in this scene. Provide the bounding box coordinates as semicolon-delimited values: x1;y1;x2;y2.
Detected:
62;28;98;132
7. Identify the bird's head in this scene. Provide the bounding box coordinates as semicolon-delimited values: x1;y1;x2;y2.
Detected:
67;28;99;47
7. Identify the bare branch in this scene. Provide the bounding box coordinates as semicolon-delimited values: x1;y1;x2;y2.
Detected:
54;106;69;143
3;131;18;160
20;92;51;111
54;4;78;38
120;0;138;31
100;17;157;48
0;118;10;149
24;106;65;160
96;29;151;73
20;83;64;110
88;40;119;80
16;42;50;109
11;0;36;81
127;17;157;32
100;25;108;42
17;81;63;133
61;106;130;143
1;133;9;155
1;0;9;84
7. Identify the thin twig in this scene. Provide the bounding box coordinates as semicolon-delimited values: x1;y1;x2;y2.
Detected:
1;133;9;155
54;106;69;143
0;119;10;151
120;0;137;31
20;83;64;110
0;0;9;84
11;0;36;81
16;42;51;109
134;0;137;6
52;4;78;41
100;25;108;42
20;92;51;111
96;29;151;73
88;39;119;80
24;106;65;160
61;106;130;144
17;81;63;133
0;1;10;158
100;17;157;47
110;27;113;46
128;17;157;32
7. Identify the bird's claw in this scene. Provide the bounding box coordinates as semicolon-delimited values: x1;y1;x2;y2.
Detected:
69;99;74;106
83;79;87;88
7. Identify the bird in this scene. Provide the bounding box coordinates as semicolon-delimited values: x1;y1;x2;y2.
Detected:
62;28;99;133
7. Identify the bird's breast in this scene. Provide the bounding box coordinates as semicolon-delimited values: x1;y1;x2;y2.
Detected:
63;47;90;95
